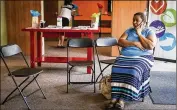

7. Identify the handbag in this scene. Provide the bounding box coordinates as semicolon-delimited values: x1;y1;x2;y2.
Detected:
99;75;111;100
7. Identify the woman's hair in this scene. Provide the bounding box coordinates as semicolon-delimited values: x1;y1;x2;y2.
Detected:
64;0;72;5
134;12;146;23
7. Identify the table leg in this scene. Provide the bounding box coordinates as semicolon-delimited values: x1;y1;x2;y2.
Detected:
37;32;42;66
87;32;93;74
30;32;35;68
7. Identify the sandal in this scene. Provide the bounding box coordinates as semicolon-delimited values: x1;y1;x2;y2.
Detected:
105;100;117;110
115;99;125;110
56;46;65;48
60;46;65;48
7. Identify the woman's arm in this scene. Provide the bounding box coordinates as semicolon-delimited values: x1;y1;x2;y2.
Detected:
118;32;145;50
136;26;157;50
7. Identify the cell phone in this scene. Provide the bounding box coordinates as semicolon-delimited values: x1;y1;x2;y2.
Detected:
135;21;143;29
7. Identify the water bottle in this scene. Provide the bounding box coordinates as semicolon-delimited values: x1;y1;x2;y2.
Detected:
57;16;62;27
40;20;45;28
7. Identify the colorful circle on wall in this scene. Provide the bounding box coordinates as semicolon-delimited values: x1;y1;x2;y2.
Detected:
150;0;167;15
161;8;176;27
159;32;176;51
149;20;166;38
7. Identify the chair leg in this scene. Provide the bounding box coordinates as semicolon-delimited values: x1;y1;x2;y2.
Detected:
90;67;96;93
33;76;46;99
94;69;96;93
142;98;144;102
1;87;18;104
149;86;152;93
1;77;29;104
91;72;93;83
20;74;46;99
17;86;31;110
89;66;93;83
96;71;103;82
68;66;73;85
96;64;111;82
67;66;74;93
67;64;69;93
3;77;31;109
21;74;39;92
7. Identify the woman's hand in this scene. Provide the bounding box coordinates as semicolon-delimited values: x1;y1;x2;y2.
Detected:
134;42;145;50
71;10;76;16
135;24;157;50
135;24;143;36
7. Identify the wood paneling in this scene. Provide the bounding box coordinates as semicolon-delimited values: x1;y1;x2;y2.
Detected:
5;1;41;55
111;1;147;56
44;0;58;26
73;20;111;27
73;1;112;33
73;1;108;20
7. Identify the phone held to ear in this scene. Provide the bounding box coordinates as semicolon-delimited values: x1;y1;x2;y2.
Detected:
135;21;143;29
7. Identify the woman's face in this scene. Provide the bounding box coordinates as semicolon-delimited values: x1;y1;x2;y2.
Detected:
133;15;144;28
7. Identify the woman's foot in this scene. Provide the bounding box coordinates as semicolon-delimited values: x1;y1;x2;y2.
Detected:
115;99;125;110
57;44;65;48
60;46;65;48
105;99;117;110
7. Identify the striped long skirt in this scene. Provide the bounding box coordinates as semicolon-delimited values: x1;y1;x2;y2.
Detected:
111;55;154;101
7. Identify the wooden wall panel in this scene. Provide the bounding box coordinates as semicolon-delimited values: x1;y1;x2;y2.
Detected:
73;1;112;33
111;1;147;56
73;0;108;20
5;1;41;55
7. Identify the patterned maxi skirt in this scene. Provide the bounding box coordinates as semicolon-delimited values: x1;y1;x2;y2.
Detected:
111;55;154;101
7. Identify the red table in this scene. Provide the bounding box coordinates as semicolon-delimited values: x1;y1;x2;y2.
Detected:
22;27;99;73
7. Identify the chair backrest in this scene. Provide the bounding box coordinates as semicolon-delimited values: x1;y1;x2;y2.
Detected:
0;44;22;58
67;38;95;62
67;38;94;48
95;37;119;59
0;44;29;75
95;37;118;47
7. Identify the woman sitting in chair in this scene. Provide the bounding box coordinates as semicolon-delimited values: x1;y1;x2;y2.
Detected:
106;12;157;110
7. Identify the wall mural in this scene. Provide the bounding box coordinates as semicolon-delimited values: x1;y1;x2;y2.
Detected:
148;0;176;60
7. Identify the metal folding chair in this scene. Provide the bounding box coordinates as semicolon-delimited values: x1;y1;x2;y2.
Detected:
95;37;118;82
0;44;46;110
67;38;96;93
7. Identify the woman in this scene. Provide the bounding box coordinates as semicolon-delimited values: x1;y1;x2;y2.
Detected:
57;0;77;48
106;12;157;110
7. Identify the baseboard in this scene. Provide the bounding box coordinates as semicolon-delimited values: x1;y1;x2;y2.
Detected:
154;57;176;63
